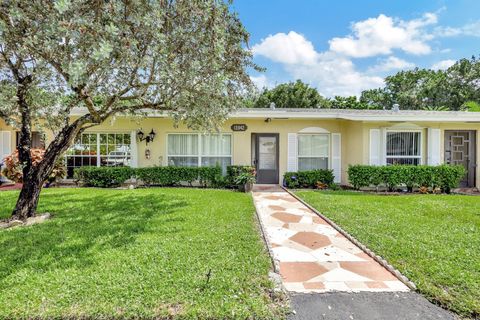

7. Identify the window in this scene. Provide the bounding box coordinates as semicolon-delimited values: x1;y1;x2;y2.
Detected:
298;134;329;171
167;134;199;167
16;132;45;149
65;133;131;177
167;133;232;172
386;131;422;165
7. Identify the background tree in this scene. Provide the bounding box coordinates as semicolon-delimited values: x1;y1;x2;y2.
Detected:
0;0;255;219
360;56;480;110
253;80;330;108
329;96;377;109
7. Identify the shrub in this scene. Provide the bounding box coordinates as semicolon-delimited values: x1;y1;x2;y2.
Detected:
3;149;66;183
347;164;466;193
74;166;134;188
436;165;467;193
234;172;256;185
133;166;223;187
75;166;224;188
198;166;223;187
284;169;334;189
346;165;376;189
379;166;403;191
226;165;256;187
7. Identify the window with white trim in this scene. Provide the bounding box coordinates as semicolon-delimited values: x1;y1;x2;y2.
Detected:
65;133;131;177
297;134;329;171
386;131;422;165
167;133;232;172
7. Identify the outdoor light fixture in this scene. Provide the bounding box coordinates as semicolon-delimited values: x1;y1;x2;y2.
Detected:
137;129;156;145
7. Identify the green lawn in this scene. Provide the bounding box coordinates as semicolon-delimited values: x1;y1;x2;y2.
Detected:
0;188;285;319
295;190;480;319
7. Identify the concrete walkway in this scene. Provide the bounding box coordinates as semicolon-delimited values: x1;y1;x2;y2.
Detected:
252;185;409;293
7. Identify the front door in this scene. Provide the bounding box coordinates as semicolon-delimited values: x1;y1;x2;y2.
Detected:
255;134;279;184
445;130;477;187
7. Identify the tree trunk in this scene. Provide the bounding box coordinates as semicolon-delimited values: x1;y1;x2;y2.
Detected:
12;170;43;220
10;117;89;219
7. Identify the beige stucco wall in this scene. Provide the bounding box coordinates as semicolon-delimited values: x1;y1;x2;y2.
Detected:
80;117;350;183
2;116;480;187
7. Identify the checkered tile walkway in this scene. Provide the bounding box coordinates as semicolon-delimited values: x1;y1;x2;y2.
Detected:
252;185;409;293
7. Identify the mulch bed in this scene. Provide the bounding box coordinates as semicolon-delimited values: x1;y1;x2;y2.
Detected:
0;183;23;191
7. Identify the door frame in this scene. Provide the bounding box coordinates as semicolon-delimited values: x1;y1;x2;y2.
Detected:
253;133;279;184
444;130;477;188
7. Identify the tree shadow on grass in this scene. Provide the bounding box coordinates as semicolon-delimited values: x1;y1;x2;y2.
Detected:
0;190;188;279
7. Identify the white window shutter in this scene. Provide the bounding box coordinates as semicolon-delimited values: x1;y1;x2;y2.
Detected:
428;128;441;165
130;130;138;168
380;128;387;165
331;133;341;183
369;129;381;165
287;133;298;172
1;131;12;162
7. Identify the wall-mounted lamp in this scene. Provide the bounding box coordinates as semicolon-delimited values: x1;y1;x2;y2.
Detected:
137;129;156;145
264;118;272;123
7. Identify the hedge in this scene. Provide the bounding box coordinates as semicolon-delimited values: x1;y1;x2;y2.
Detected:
75;166;222;188
74;166;135;188
347;164;466;193
283;169;334;188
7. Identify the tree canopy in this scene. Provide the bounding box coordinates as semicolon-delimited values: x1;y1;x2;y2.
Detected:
0;0;255;219
360;56;480;111
251;80;330;108
248;56;480;111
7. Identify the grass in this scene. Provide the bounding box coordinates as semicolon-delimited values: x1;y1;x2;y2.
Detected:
0;188;285;319
294;190;480;319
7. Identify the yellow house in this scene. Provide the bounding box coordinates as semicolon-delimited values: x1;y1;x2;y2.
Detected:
1;108;480;188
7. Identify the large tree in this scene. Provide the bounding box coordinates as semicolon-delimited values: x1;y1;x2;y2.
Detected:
252;80;330;108
0;0;255;219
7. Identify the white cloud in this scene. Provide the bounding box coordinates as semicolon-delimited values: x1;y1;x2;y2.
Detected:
288;52;384;96
249;11;466;96
431;59;456;70
251;31;386;96
250;74;270;89
435;21;480;38
251;31;318;65
329;13;437;58
368;56;415;72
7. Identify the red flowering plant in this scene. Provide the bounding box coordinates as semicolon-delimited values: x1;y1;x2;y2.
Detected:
3;149;66;184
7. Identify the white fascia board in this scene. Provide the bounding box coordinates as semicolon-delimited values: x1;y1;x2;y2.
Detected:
69;107;480;122
230;111;480;122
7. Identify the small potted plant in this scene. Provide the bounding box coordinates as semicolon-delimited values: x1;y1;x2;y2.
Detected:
235;171;256;192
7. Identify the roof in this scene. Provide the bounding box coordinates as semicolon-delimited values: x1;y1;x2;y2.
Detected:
70;107;480;123
232;108;480;122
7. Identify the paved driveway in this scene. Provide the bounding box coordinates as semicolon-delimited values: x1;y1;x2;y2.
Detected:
288;292;456;320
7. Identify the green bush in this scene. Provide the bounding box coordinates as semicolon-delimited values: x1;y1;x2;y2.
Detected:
74;166;134;188
347;164;466;193
283;169;334;189
75;166;223;188
436;165;467;193
226;165;256;187
136;166;222;187
346;165;376;189
198;166;223;187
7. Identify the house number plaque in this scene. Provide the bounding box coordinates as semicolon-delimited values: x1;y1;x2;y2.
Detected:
231;124;248;132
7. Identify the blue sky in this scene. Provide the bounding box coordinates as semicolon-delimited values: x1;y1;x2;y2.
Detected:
232;0;480;96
